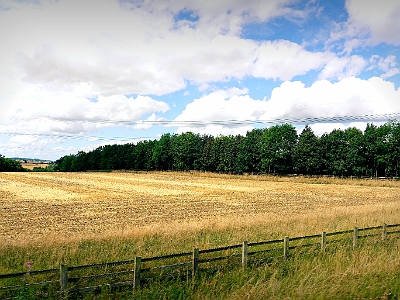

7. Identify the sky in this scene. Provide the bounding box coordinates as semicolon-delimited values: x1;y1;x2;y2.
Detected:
0;0;399;161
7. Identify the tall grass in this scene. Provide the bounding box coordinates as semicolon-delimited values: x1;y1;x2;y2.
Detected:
84;239;400;299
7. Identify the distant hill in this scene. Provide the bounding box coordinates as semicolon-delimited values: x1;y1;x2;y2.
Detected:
11;157;53;164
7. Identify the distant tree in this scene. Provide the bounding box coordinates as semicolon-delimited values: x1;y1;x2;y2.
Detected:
51;120;400;176
118;143;135;169
132;140;155;171
260;124;297;174
198;135;215;171
237;129;264;174
56;155;75;172
387;120;400;177
292;125;322;174
363;123;391;177
0;155;24;171
343;127;365;176
87;147;102;170
152;133;173;171
171;132;203;171
320;129;348;176
213;135;243;173
72;151;88;171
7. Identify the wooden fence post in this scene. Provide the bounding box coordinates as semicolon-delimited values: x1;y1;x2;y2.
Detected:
353;227;358;248
382;223;387;241
321;232;326;251
60;264;68;294
192;248;199;279
133;256;141;290
284;236;289;260
242;241;248;269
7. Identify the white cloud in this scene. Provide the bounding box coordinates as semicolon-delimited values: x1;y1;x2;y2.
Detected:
381;68;400;79
174;77;400;136
133;113;167;130
307;122;368;136
318;55;366;80
260;77;400;121
176;124;254;137
252;40;326;81
174;87;267;123
346;0;400;45
0;0;371;106
0;93;170;135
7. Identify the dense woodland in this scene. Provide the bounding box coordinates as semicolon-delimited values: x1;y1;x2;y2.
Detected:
54;121;400;177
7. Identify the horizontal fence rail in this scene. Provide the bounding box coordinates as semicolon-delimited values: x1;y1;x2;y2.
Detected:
1;223;399;299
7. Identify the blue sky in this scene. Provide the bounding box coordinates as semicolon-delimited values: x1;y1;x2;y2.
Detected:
0;0;399;160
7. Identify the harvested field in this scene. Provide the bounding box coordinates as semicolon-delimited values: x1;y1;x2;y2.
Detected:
1;171;400;244
21;163;49;170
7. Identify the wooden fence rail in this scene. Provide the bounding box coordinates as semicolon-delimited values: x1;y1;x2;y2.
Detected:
1;223;399;299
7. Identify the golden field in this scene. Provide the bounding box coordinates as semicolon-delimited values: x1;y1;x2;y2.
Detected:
1;171;400;246
20;163;50;170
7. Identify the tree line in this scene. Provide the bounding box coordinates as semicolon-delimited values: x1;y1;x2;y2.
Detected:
0;155;25;172
55;121;400;177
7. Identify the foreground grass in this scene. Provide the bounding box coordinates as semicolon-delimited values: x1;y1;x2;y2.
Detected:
81;239;400;300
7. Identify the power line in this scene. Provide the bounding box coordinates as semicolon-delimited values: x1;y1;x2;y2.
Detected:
0;113;399;147
0;112;399;127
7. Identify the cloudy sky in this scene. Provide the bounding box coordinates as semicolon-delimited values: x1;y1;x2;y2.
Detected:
0;0;399;160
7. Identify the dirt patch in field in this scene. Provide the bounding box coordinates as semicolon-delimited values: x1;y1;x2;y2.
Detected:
1;172;399;243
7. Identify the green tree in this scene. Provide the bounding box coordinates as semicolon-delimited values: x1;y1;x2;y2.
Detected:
56;155;75;172
363;123;391;177
260;124;297;174
152;133;173;170
343;127;365;176
0;155;24;171
320;129;348;175
132;140;155;171
199;135;215;171
292;125;322;174
387;120;400;176
214;135;243;173
87;147;102;170
100;145;120;170
171;132;203;171
237;129;264;174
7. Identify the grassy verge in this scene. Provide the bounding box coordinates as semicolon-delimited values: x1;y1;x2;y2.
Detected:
78;239;400;299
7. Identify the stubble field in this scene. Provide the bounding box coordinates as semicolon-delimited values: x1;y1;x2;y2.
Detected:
1;171;400;246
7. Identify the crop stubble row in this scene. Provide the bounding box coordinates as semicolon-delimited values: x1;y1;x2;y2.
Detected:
0;172;399;242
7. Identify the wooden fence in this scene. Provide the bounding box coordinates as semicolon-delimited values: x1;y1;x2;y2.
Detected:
1;223;399;299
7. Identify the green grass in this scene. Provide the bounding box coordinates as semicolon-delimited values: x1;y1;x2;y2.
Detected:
64;239;399;300
3;236;400;299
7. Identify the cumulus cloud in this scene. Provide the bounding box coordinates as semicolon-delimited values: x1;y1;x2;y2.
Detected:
133;113;168;130
174;87;267;123
0;93;170;135
0;0;372;105
307;122;369;137
318;55;366;80
260;77;400;121
367;55;400;79
346;0;400;46
174;77;400;136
